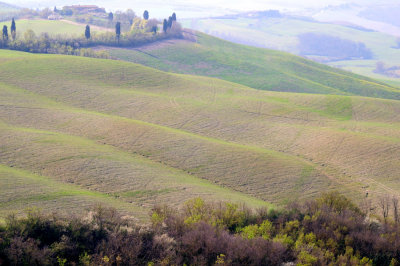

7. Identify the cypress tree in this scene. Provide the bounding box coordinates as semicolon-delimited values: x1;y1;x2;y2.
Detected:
85;25;91;40
115;22;121;42
11;18;16;40
168;16;173;28
163;19;168;33
143;10;149;20
172;13;176;21
2;25;8;41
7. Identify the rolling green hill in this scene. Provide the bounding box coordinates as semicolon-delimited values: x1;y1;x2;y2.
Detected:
105;32;400;100
182;16;400;85
0;49;399;220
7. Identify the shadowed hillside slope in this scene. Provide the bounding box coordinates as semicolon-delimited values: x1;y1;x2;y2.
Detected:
105;32;400;100
0;50;399;219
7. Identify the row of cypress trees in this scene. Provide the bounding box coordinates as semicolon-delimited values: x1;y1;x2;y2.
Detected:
2;18;16;41
163;13;177;33
84;12;177;41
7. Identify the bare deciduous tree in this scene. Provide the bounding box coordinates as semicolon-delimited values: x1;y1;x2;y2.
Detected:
393;197;399;225
360;198;372;216
379;196;391;223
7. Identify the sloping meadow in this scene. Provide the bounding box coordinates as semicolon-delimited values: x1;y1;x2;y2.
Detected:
0;50;399;219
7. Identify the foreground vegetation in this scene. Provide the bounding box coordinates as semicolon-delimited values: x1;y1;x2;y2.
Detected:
0;193;399;265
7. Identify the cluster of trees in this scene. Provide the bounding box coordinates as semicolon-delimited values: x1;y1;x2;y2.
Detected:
374;61;400;78
163;13;179;34
298;33;373;61
1;192;400;265
1;12;183;58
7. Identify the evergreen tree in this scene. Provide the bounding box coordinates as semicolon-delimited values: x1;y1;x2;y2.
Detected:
85;25;91;40
10;18;16;40
163;19;168;33
108;12;113;21
168;16;173;28
115;22;121;42
143;10;149;20
54;6;58;12
2;25;8;41
172;13;177;21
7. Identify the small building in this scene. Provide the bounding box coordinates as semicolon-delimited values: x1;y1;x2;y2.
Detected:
48;13;63;20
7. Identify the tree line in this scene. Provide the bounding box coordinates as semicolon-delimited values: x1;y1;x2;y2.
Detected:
1;11;183;58
1;192;400;265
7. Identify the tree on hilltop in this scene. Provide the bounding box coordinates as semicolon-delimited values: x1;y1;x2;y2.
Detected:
85;25;91;40
143;10;149;20
172;12;177;21
108;12;113;21
11;18;16;40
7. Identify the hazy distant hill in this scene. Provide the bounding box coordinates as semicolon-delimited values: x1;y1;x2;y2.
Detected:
0;1;20;11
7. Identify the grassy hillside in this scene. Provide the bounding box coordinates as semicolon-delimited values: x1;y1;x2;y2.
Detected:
1;19;109;36
0;1;19;13
182;16;400;85
0;49;399;219
105;32;400;100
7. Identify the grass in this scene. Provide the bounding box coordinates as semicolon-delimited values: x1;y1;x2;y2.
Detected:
182;16;400;86
0;164;148;219
0;19;107;37
0;49;399;219
104;32;400;100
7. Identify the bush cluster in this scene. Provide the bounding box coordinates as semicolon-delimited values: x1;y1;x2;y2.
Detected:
1;192;400;265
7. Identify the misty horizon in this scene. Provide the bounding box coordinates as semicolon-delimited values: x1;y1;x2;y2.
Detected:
5;0;399;19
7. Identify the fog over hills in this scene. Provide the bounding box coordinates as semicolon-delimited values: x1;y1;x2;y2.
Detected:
4;0;400;36
4;0;400;20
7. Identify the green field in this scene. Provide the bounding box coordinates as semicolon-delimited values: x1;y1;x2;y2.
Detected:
105;32;400;100
1;19;108;37
0;48;399;220
182;16;400;85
